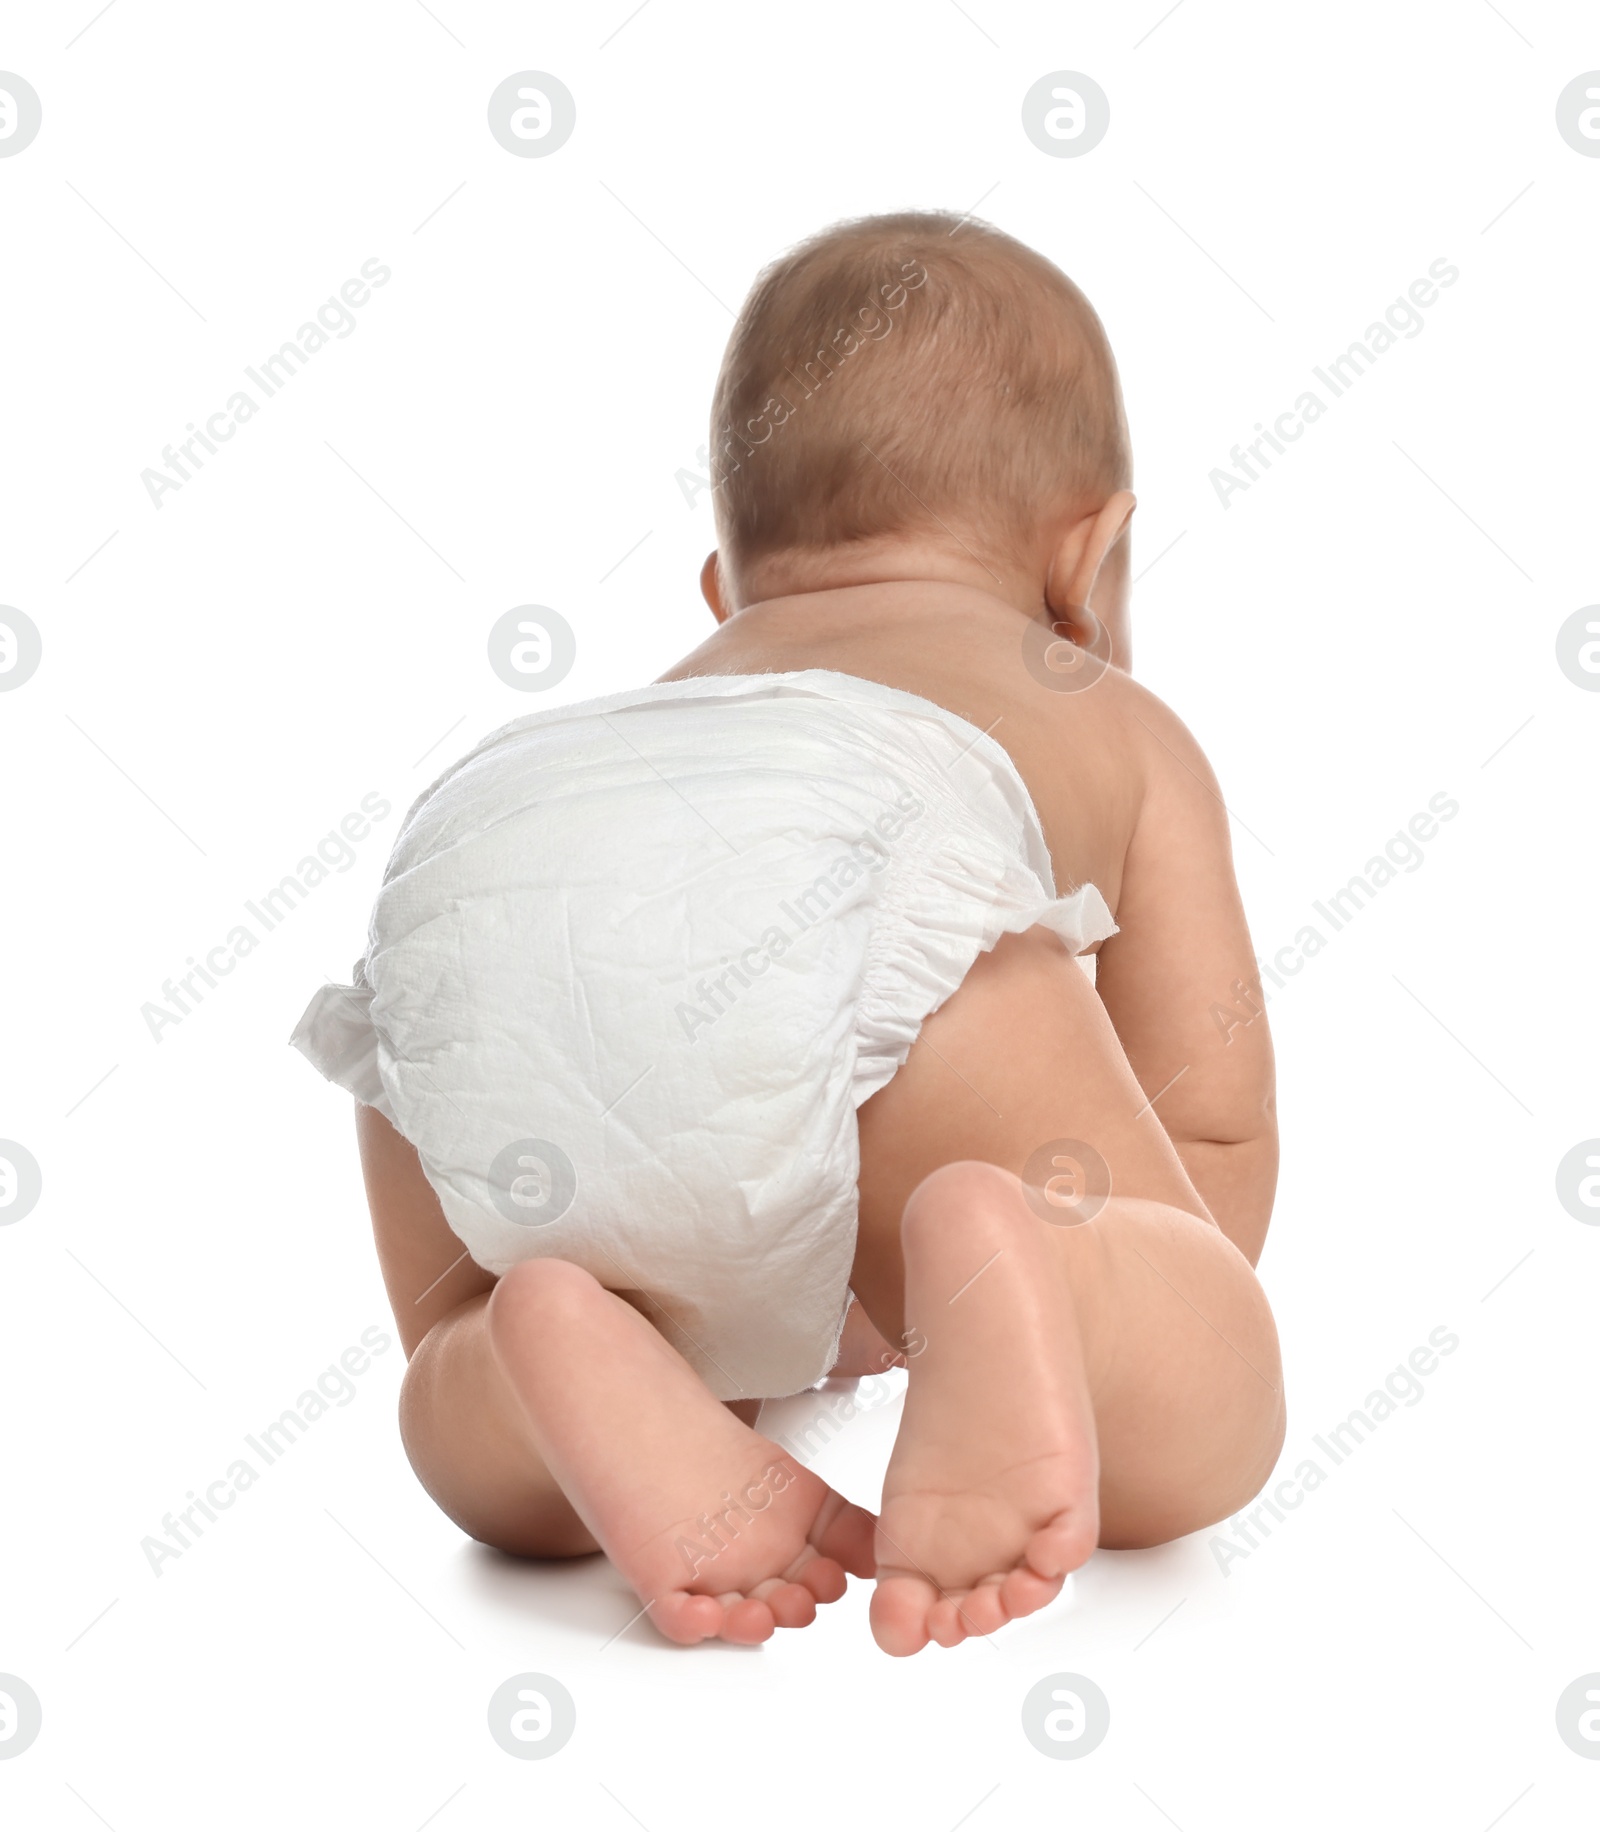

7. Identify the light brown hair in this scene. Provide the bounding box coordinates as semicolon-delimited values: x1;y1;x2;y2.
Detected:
710;211;1131;575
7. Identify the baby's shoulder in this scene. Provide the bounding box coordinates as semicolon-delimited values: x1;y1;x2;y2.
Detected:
1081;663;1214;781
1007;655;1198;789
1002;658;1226;878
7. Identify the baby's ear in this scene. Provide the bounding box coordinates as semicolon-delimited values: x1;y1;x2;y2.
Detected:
699;551;731;623
1046;491;1136;617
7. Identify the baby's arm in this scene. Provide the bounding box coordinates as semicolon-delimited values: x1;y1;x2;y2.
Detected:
1092;685;1277;1264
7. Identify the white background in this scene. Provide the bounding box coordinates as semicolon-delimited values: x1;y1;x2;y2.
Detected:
2;0;1598;1824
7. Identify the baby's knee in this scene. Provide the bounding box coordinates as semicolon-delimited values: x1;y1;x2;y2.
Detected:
901;1158;1025;1245
485;1256;601;1344
1103;1425;1288;1550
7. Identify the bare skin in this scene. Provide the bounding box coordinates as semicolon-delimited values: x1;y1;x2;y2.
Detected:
356;500;1285;1654
356;1102;875;1645
487;1259;877;1645
854;926;1281;1653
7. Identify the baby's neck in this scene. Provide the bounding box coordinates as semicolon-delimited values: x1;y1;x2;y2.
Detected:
733;548;1045;623
737;578;1026;635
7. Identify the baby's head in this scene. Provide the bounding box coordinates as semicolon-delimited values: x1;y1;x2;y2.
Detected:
704;211;1136;663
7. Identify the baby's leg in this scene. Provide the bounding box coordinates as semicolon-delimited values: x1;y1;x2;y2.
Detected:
359;1107;875;1646
490;1265;876;1642
854;927;1285;1655
402;1275;875;1643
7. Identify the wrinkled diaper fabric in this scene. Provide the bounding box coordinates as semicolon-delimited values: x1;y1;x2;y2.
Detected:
290;669;1115;1400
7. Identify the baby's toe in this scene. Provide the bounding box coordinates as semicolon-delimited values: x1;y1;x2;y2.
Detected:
928;1595;969;1647
955;1577;1011;1638
1000;1562;1067;1622
787;1551;849;1605
869;1573;936;1657
751;1577;818;1628
1024;1509;1096;1581
719;1595;775;1644
812;1496;879;1578
653;1591;723;1645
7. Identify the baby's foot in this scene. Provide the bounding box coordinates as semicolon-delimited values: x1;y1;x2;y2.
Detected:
488;1261;877;1645
870;1162;1101;1656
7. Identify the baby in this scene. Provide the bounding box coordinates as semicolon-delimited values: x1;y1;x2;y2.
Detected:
292;211;1285;1658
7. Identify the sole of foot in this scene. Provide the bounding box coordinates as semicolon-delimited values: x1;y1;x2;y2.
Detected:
489;1259;878;1646
869;1161;1101;1657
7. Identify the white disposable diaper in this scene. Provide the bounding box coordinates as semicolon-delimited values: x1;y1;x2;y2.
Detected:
290;669;1115;1400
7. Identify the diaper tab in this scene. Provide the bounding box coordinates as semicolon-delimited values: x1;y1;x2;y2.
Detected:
1036;882;1119;954
288;967;393;1122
